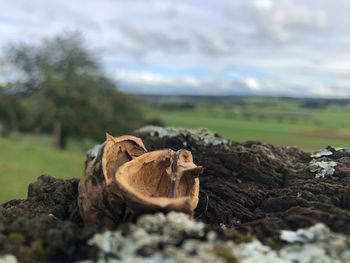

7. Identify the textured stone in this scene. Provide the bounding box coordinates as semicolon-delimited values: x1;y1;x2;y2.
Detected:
1;126;350;262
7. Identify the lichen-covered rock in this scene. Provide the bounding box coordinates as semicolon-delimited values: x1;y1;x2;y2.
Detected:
0;254;17;263
135;125;229;146
134;125;230;151
0;175;94;263
89;212;350;263
135;126;350;241
1;126;350;262
88;212;235;263
309;160;337;178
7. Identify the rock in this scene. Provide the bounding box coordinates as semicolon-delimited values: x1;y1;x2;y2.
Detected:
134;125;230;150
1;126;350;262
89;212;232;263
280;223;329;243
0;175;93;262
309;160;337;178
311;148;333;158
89;212;350;263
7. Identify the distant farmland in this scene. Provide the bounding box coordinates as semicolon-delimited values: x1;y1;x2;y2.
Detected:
143;95;350;151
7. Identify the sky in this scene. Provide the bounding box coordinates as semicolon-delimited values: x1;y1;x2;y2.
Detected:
1;0;350;98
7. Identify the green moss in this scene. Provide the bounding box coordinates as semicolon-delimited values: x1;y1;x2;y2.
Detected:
265;236;284;250
2;207;21;222
19;240;45;263
8;232;25;244
223;228;255;243
339;157;350;164
213;245;238;263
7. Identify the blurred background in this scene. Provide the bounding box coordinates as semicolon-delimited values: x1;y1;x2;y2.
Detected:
1;0;350;202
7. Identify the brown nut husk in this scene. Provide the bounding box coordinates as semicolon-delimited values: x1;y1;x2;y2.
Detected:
113;149;202;215
78;134;147;227
78;134;202;228
102;133;147;184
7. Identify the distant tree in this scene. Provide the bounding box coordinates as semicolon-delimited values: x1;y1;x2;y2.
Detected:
5;32;144;149
299;98;350;109
144;118;165;127
0;88;23;134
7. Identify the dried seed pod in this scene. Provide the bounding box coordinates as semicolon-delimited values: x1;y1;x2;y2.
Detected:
102;133;147;184
78;134;202;228
113;149;202;216
78;134;147;227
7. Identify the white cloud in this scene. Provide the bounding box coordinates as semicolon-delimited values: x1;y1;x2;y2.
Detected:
114;69;350;98
244;77;260;91
251;0;327;43
0;0;350;98
114;70;201;88
117;23;190;55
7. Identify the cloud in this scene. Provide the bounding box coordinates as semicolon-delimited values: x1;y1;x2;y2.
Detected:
112;68;350;99
250;0;328;43
244;77;260;91
0;0;350;98
193;33;234;56
117;23;190;55
115;70;200;88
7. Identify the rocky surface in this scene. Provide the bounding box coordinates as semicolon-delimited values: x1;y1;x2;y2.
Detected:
1;126;350;262
135;127;350;241
88;212;350;263
0;176;95;262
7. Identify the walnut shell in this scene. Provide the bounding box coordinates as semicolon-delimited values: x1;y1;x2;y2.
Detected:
78;134;202;227
102;133;147;184
113;149;202;215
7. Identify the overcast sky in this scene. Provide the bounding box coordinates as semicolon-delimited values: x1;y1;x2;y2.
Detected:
1;0;350;98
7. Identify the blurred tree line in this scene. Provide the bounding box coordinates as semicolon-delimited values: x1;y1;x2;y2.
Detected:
0;32;145;149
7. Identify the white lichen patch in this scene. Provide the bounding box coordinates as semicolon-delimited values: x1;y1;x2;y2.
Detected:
86;143;103;158
310;147;350;158
0;255;17;263
281;223;331;243
334;147;350;153
88;212;350;263
278;223;350;263
135;126;229;147
88;212;230;263
311;149;333;158
309;159;337;179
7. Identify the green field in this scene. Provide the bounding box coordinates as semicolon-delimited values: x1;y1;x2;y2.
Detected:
1;96;350;203
145;96;350;151
0;134;85;203
147;110;350;150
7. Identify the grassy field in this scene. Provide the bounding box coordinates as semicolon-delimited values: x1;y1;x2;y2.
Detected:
0;134;85;203
145;96;350;151
1;96;350;203
147;109;350;151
